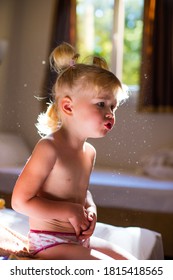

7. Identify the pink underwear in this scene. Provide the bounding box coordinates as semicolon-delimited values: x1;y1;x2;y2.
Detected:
28;229;90;255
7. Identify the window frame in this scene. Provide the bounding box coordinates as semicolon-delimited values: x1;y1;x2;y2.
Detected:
111;0;124;81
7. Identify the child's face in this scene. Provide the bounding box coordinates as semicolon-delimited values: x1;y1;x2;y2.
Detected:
72;88;118;139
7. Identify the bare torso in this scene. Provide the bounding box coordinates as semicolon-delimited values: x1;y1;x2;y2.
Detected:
29;138;95;233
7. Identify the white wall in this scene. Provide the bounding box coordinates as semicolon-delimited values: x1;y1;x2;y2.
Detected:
0;0;173;171
0;0;15;125
0;0;56;146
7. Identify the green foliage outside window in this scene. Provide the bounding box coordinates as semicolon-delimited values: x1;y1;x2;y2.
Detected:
123;0;144;85
76;0;144;86
76;0;114;65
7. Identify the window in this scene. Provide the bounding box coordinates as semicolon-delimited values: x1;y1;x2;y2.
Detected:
123;0;144;85
76;0;114;65
76;0;144;86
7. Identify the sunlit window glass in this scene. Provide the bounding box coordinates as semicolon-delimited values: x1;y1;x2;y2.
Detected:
123;0;144;86
76;0;144;86
76;0;114;66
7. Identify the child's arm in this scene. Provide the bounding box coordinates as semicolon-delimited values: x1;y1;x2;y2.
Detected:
85;190;97;219
12;139;89;236
79;190;97;239
84;143;97;219
79;143;97;239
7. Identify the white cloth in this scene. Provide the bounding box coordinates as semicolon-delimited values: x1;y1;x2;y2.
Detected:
0;208;164;260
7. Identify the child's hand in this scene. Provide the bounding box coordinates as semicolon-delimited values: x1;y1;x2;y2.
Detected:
79;210;97;240
68;204;90;238
87;211;95;222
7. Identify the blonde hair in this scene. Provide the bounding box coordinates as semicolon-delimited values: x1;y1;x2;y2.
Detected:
36;42;127;137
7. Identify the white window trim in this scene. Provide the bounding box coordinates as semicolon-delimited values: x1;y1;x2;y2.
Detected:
111;0;124;81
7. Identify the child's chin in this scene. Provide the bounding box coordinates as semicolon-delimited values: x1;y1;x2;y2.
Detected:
89;132;108;139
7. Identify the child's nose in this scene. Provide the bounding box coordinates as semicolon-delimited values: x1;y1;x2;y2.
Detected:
105;110;114;119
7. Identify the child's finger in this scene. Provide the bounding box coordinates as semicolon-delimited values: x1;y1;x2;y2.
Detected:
87;212;94;221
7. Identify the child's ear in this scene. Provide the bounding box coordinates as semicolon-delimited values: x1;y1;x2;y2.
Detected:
61;96;73;115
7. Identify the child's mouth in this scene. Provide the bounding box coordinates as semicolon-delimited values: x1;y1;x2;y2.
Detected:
104;122;112;130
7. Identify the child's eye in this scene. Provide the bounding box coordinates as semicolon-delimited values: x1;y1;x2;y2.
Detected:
97;102;105;108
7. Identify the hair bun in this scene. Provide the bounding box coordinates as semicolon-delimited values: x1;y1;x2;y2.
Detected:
82;55;109;70
49;42;79;73
92;56;109;70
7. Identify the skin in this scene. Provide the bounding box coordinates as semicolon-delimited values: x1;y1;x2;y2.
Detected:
12;87;135;260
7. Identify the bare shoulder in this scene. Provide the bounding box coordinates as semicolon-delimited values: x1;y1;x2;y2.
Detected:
30;136;58;166
35;136;56;150
33;136;55;153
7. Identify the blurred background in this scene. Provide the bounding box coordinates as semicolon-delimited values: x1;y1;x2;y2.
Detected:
0;0;173;258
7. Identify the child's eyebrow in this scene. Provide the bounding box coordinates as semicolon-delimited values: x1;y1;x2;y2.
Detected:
95;94;113;99
95;94;118;102
96;90;117;99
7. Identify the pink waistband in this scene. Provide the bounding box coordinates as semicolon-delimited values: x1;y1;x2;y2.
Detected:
30;229;76;236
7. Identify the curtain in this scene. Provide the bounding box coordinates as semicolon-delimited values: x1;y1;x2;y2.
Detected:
42;0;76;105
50;0;76;48
138;0;173;112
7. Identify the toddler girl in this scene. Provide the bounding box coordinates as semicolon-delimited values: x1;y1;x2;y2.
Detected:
12;42;133;260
